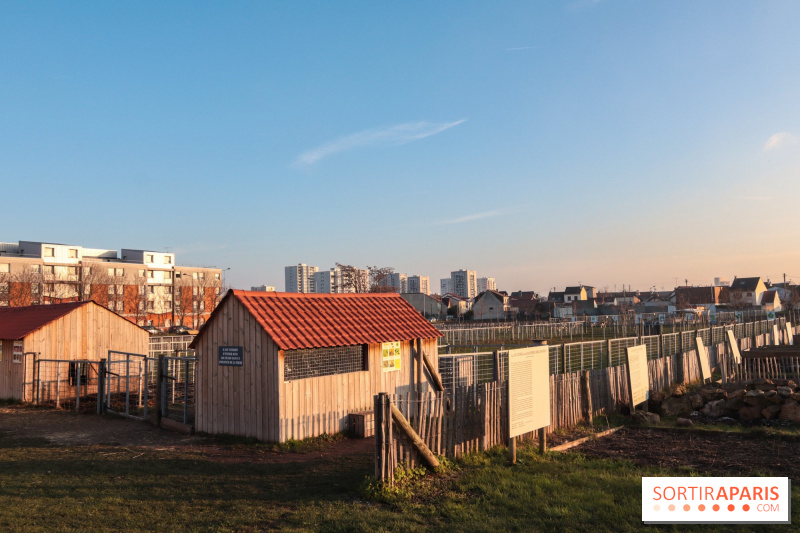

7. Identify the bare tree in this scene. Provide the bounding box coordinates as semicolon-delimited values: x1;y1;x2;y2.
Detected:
368;266;395;293
336;263;370;293
173;276;193;327
8;266;45;306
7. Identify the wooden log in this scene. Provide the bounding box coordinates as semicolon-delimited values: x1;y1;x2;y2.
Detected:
390;404;440;469
422;350;445;392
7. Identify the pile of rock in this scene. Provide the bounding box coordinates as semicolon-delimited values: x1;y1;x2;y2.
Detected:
648;378;800;424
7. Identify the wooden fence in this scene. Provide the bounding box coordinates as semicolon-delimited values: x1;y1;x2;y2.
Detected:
375;340;736;482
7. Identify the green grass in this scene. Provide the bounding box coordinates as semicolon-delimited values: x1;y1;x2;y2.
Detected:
2;433;798;532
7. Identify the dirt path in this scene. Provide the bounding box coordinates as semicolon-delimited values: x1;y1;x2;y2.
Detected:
0;404;374;464
573;427;800;478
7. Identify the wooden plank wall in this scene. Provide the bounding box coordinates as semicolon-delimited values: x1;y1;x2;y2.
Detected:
0;339;26;400
278;337;439;442
195;296;280;442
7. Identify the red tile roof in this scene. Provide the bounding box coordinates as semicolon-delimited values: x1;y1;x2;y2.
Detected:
200;290;442;350
0;301;91;340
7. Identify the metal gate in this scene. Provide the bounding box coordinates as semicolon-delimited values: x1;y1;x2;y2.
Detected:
34;359;101;412
160;354;197;426
104;350;153;420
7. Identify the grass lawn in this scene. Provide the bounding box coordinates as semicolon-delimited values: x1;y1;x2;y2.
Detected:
2;428;798;532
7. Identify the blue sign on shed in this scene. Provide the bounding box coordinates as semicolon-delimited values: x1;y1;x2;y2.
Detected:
218;346;243;366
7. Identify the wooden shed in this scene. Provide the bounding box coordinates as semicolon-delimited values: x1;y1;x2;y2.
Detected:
0;301;149;401
191;290;443;442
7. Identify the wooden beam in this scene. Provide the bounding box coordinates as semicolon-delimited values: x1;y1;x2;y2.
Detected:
390;404;440;470
421;350;445;392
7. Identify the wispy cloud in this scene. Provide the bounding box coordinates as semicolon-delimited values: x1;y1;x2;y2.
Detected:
441;210;505;225
294;119;466;167
763;132;799;152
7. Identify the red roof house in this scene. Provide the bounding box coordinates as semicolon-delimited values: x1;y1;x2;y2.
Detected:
191;290;443;442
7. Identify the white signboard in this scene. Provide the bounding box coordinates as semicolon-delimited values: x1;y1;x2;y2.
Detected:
786;322;794;346
694;337;712;382
625;345;649;408
772;324;780;346
508;346;550;439
726;329;742;365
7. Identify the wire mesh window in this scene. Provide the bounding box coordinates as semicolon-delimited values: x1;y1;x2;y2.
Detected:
284;344;367;381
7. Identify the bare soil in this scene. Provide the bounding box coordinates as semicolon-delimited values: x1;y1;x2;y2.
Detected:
573;426;800;478
0;404;373;464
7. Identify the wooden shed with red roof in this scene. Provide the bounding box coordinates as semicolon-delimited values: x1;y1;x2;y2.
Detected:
190;290;443;442
0;301;148;401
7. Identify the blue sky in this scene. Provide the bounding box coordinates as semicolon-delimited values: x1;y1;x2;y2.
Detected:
2;2;799;294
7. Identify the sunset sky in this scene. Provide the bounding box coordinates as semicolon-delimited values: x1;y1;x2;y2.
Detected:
2;2;799;293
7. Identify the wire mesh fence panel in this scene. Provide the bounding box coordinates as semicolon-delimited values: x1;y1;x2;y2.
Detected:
608;337;637;367
161;355;197;425
34;360;100;412
149;335;195;356
105;351;150;420
661;333;679;357
681;331;695;352
639;335;659;360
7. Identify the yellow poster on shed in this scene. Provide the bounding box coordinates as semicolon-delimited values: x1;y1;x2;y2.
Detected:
381;341;402;372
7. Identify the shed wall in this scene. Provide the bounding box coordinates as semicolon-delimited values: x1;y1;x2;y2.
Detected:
195;296;281;441
278;337;439;441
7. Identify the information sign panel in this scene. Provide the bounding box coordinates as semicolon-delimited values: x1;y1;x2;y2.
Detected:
508;346;550;439
218;346;243;366
725;329;742;365
694;337;712;382
381;341;402;372
625;345;649;408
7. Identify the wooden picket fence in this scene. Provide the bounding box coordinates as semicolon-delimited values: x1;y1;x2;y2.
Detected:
375;341;735;482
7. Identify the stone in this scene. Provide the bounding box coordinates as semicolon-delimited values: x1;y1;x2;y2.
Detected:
756;382;777;392
777;386;793;398
632;411;661;425
648;391;665;412
676;417;693;427
738;406;763;422
671;384;687;397
762;404;783;420
729;389;746;400
701;399;728;418
765;390;783;404
779;400;800;423
789;393;800;402
744;390;765;407
724;397;744;411
661;396;692;417
701;388;727;402
717;417;738;426
689;394;705;410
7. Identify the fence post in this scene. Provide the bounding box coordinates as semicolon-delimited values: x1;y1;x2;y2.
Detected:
76;362;81;412
606;339;612;369
183;358;189;424
560;343;567;374
493;350;500;382
374;393;385;481
155;354;165;427
581;370;593;423
97;359;106;415
33;353;40;405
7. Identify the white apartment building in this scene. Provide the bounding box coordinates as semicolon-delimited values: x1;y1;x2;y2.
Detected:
284;263;319;293
451;269;477;299
440;278;453;296
389;272;408;293
477;277;497;294
0;240;221;328
312;268;348;294
407;275;430;295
